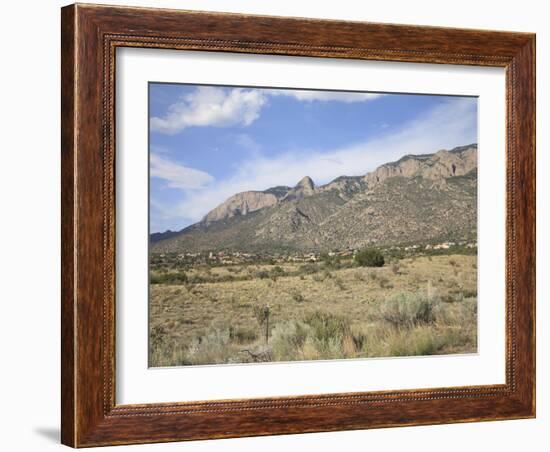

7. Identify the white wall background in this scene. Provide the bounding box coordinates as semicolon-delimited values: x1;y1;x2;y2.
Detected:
0;1;545;450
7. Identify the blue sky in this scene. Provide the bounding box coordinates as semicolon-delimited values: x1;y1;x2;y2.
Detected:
149;83;477;233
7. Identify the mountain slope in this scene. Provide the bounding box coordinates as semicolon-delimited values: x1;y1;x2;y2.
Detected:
151;144;477;253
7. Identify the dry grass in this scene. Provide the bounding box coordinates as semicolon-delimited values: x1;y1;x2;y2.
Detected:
149;254;477;366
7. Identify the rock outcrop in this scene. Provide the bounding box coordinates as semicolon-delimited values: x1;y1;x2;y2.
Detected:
363;144;477;187
281;176;316;202
202;191;279;224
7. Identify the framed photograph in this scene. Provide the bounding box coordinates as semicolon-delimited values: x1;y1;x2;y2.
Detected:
61;3;536;447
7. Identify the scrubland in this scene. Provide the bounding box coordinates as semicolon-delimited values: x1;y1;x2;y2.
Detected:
149;254;477;366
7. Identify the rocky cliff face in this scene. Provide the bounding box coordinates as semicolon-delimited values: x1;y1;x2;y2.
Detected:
201;176;317;224
363;145;477;187
152;144;478;253
319;176;366;200
202;190;280;224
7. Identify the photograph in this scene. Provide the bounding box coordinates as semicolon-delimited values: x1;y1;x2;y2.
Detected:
50;1;536;448
148;84;479;367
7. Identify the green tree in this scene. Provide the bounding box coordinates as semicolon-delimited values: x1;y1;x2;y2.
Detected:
354;248;385;267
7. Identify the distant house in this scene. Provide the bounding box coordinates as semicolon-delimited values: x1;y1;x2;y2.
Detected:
433;242;454;250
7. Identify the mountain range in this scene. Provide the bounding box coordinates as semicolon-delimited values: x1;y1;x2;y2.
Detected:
151;144;478;253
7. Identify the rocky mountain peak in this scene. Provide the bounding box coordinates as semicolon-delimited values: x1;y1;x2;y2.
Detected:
201;190;278;225
297;176;315;190
282;176;317;202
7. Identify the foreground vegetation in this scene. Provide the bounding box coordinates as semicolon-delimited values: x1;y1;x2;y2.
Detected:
149;253;477;366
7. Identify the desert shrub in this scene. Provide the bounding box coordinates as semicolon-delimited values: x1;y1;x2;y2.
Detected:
150;327;237;366
303;311;352;345
445;286;477;303
271;312;365;361
462;288;478;298
185;329;233;365
349;328;367;351
321;253;341;269
391;262;401;275
378;276;392;289
217;274;235;283
226;266;239;273
355;248;385;267
150;325;167;350
333;277;346;291
255;270;269;279
270;265;285;281
360;323;457;358
438;297;477;326
289;289;305;303
271;321;310;360
386;249;405;260
187;274;204;284
385;315;476;357
299;263;320;275
229;327;258;344
440;293;459;303
378;291;440;329
446;279;460;290
312;273;325;282
150;341;191;367
386;326;444;356
317;336;349;359
150;271;188;285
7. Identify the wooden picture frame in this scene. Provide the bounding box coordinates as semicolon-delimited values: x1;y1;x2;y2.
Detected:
61;3;535;447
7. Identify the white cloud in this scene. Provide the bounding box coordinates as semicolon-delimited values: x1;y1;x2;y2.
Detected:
150;86;267;135
150;153;214;190
151;97;477;231
269;89;384;103
151;87;384;135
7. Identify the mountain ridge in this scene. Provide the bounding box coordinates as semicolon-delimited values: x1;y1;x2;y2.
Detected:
151;143;477;252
